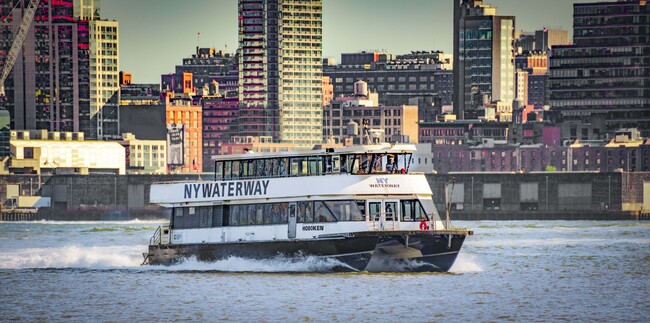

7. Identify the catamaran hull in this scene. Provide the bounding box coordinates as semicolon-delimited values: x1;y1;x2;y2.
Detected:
145;231;470;273
364;231;468;272
145;235;378;272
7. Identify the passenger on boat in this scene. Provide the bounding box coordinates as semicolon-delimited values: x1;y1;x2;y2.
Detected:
386;156;395;173
385;204;394;221
316;204;325;222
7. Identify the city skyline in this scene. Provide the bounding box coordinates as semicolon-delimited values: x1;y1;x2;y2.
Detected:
102;0;595;83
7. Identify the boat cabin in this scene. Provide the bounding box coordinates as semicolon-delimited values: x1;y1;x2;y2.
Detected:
212;144;417;181
170;198;431;230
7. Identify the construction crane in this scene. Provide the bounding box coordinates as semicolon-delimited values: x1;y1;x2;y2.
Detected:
0;0;41;98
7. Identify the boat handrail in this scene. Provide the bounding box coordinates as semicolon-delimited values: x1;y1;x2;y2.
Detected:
150;226;161;245
367;211;440;231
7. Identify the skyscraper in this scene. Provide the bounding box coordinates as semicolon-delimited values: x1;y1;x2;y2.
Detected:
549;0;649;140
238;0;323;147
76;0;120;139
453;0;515;119
1;0;90;133
535;28;568;52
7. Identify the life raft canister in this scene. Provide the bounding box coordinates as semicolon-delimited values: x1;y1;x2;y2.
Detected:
419;220;430;230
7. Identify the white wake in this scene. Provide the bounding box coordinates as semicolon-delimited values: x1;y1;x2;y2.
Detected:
0;245;145;269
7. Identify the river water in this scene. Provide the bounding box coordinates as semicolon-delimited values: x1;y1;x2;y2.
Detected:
0;220;647;322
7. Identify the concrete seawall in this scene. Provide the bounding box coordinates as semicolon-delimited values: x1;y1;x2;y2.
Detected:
427;172;650;221
0;172;647;221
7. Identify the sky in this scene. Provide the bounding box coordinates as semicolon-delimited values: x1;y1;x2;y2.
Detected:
101;0;596;84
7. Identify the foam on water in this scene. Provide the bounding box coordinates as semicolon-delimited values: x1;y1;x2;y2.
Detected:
0;219;167;225
0;245;146;269
450;252;483;273
141;255;349;273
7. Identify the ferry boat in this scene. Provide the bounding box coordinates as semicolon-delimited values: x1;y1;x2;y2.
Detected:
143;144;473;272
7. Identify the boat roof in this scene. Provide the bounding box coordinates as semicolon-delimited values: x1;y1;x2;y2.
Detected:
211;143;418;161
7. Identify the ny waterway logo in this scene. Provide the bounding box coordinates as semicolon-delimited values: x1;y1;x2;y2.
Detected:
184;180;270;199
369;178;400;188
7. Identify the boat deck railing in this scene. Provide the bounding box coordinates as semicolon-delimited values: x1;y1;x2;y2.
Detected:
150;226;161;245
368;212;446;231
151;171;425;185
149;225;171;245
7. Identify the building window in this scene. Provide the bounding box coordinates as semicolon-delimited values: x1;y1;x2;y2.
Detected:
24;147;34;159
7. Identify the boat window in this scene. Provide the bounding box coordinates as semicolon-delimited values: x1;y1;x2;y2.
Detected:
255;159;266;177
308;156;322;175
332;155;340;173
340;155;350;173
268;203;288;224
297;201;313;223
368;201;382;221
405;153;413;173
229;205;240;226
356;200;366;220
227;203;288;226
240;161;249;178
401;200;429;222
171;207;182;228
324;200;363;221
232;161;241;179
254;204;264;224
223;161;232;180
245;161;253;178
212;206;223;227
369;154;383;173
245;205;258;225
241;161;253;178
278;158;289;177
241;205;253;225
173;206;215;229
290;157;308;176
356;154;373;174
314;201;336;222
385;201;397;221
349;155;360;174
198;206;212;228
324;155;332;174
401;200;414;221
215;161;223;180
265;159;275;177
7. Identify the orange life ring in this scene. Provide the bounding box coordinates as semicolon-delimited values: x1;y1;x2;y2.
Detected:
419;220;429;231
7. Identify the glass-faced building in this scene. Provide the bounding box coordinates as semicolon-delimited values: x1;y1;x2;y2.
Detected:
453;0;515;119
76;0;121;139
238;0;323;147
549;0;650;140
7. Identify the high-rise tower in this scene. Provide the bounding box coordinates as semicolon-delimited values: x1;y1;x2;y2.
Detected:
238;0;323;147
1;0;90;133
76;0;120;139
549;0;649;140
453;0;515;119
